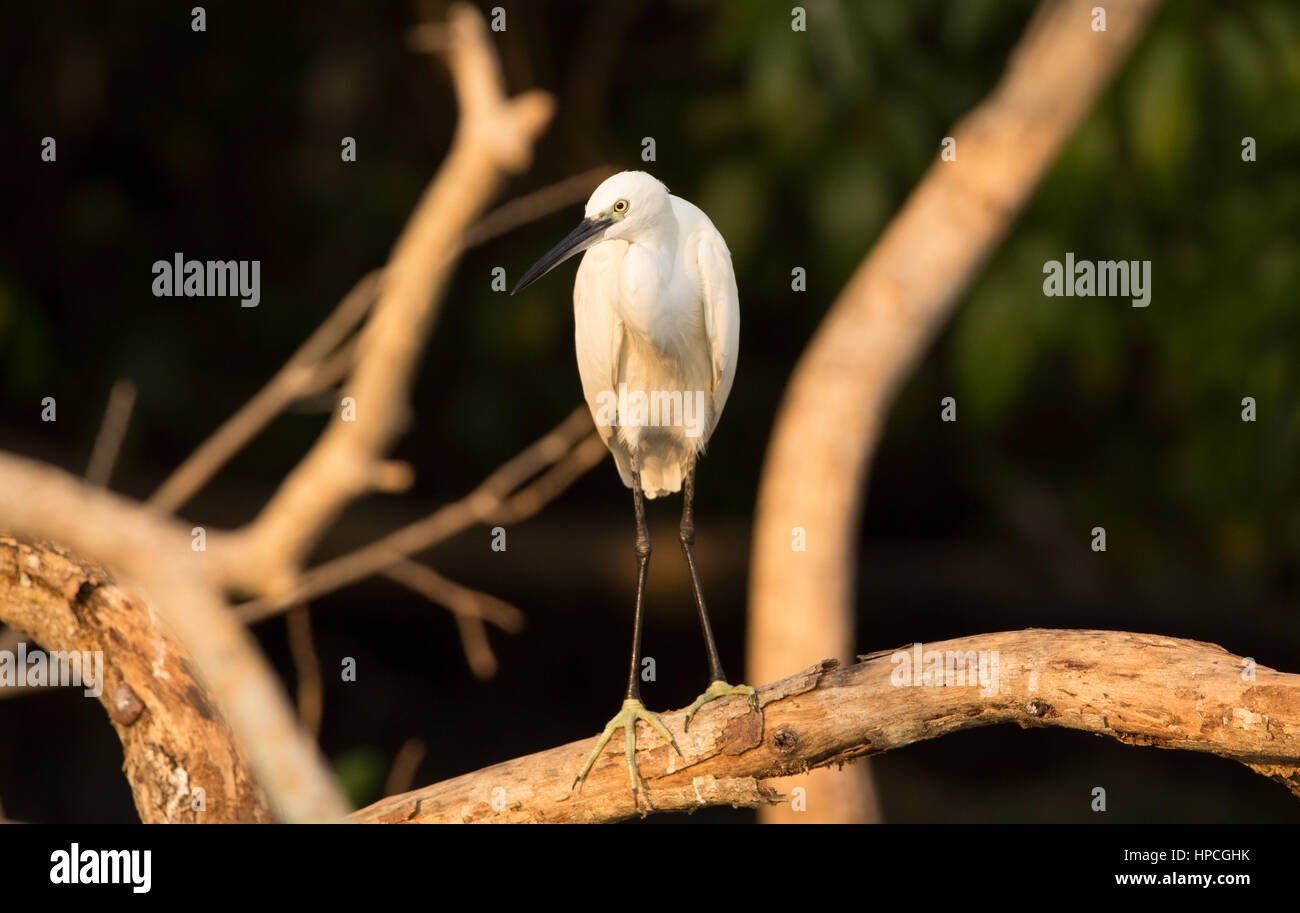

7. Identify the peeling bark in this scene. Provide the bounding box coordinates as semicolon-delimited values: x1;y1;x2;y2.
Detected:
0;537;269;823
350;630;1300;823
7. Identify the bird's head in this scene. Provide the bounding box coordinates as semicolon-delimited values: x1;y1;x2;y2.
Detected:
583;171;671;240
512;171;670;295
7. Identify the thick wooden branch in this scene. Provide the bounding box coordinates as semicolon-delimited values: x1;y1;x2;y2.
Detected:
747;0;1164;822
0;453;349;822
0;537;269;822
349;630;1300;823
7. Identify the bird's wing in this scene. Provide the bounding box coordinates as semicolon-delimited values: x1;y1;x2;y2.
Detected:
694;227;741;415
573;243;633;485
574;246;619;427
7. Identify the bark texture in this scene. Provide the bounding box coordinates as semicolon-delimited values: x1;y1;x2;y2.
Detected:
350;629;1299;823
0;537;269;823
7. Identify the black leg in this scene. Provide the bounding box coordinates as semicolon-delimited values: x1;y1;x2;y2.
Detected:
680;465;728;684
623;458;652;701
574;450;681;792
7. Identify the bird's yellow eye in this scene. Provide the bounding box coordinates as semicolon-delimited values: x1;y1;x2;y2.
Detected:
613;199;629;214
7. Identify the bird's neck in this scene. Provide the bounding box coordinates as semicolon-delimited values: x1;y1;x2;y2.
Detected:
631;208;679;274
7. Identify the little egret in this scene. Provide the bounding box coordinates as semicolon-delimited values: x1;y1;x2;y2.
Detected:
512;170;754;796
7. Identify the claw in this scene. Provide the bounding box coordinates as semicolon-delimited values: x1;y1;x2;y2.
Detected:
574;698;682;795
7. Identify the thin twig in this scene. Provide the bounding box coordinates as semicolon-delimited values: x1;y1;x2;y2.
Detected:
455;613;497;679
382;560;521;677
463;165;616;248
235;408;604;623
85;379;137;488
384;559;525;632
147;270;381;514
287;606;324;737
384;738;428;797
303;335;361;395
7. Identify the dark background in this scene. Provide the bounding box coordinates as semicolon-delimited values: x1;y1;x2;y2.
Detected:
1;0;1298;822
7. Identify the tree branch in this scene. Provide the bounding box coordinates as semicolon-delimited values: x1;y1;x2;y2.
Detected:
147;270;381;515
234;407;604;623
215;3;553;597
85;379;137;489
747;0;1165;822
145;168;604;517
348;630;1300;823
0;537;270;823
0;3;557;822
0;455;349;821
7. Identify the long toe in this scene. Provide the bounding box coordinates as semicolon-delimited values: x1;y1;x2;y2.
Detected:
573;698;678;797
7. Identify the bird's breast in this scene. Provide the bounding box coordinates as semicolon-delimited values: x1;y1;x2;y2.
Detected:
613;244;702;355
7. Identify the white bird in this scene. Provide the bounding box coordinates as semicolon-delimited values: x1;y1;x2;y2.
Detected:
512;170;754;796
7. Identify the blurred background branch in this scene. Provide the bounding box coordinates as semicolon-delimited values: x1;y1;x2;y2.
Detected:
233;405;604;622
748;0;1164;823
0;2;559;822
212;5;554;598
85;378;136;489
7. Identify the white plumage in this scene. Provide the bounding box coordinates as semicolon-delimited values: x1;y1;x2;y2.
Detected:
567;172;740;496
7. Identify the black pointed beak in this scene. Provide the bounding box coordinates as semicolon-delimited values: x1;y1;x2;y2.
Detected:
511;216;613;295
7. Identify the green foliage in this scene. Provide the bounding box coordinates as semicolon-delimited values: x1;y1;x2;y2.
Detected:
947;2;1300;574
331;746;387;809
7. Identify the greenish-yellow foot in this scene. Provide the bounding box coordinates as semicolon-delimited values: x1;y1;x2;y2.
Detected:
684;679;758;730
574;698;682;795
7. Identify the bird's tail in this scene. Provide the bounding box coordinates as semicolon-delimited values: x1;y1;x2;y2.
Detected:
636;452;683;499
608;436;690;499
